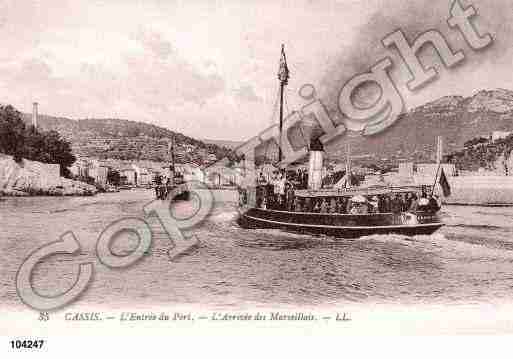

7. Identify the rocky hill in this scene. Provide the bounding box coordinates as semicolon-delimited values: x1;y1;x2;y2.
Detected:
20;114;235;165
324;88;513;167
19;88;513;168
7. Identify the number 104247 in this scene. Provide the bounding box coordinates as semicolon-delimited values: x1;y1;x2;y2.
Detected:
10;340;45;350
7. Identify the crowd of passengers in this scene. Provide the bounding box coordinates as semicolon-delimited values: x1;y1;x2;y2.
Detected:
255;171;441;214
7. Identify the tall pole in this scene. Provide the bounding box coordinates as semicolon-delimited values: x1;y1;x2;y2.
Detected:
277;44;289;167
32;102;38;129
279;82;284;164
345;142;351;188
431;136;443;195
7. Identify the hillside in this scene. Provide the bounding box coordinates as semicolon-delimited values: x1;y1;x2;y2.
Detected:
21;114;235;165
323;88;513;167
20;88;513;168
445;134;513;173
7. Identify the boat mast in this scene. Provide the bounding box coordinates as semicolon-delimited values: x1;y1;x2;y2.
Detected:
277;44;289;165
345;142;351;188
431;136;443;195
169;135;176;178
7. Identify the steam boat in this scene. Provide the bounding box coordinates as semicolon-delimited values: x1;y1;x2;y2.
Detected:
237;45;447;238
238;187;444;238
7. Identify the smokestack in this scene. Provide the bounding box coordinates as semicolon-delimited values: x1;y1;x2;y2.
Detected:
32;102;38;129
307;137;325;190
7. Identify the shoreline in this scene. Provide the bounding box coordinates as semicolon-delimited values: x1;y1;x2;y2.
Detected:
0;187;97;197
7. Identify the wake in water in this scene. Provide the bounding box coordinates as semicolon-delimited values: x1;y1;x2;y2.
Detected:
447;223;504;231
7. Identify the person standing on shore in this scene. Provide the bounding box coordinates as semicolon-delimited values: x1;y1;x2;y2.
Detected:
154;173;162;199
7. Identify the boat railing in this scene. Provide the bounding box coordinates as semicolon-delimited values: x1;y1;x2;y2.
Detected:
245;207;441;227
252;207;438;217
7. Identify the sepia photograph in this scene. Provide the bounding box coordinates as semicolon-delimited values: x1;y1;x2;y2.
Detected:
1;0;513;353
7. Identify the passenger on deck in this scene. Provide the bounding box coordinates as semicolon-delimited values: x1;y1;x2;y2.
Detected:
405;193;412;211
346;198;353;213
417;197;430;212
339;197;348;214
313;200;321;213
270;173;280;209
400;193;409;212
408;194;418;212
304;197;312;212
294;197;302;212
285;182;295;211
349;202;369;215
427;195;441;213
276;173;286;209
165;177;174;199
390;194;403;214
266;182;274;208
300;169;308;189
261;197;267;210
381;195;390;213
334;198;341;213
263;185;270;206
369;196;379;213
256;187;262;208
258;172;267;185
320;199;328;214
378;195;388;213
329;198;337;213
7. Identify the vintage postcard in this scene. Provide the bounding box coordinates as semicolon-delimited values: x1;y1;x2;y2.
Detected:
1;0;513;355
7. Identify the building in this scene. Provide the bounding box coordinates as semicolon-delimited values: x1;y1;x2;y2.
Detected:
416;163;456;177
137;168;152;185
132;164;153;186
492;131;512;142
69;158;110;186
88;160;109;186
69;158;90;179
120;167;137;185
398;162;414;178
95;166;108;186
204;165;238;187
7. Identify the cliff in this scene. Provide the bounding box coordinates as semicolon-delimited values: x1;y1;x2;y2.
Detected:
0;154;97;196
325;88;513;166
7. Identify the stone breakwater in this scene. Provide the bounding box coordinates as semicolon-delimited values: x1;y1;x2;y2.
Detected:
0;154;97;196
414;174;513;205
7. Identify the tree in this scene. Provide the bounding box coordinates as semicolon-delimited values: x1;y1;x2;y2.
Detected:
0;105;26;162
0;104;76;176
40;130;76;176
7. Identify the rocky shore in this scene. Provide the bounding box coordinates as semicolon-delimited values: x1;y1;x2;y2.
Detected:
0;154;97;197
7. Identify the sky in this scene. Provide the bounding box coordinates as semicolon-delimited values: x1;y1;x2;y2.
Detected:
0;0;512;141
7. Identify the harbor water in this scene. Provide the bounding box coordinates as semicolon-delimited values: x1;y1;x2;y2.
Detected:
2;188;513;311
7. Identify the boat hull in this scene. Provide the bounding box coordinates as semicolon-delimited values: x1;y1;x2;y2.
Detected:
238;207;443;238
172;190;190;201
